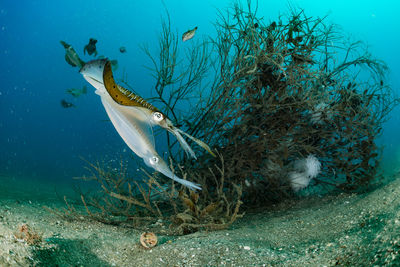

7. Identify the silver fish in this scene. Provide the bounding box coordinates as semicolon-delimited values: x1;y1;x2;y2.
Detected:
182;27;198;42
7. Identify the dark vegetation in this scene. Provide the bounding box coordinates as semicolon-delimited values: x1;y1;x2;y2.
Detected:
50;1;398;235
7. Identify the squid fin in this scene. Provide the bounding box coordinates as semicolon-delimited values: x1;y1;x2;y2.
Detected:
100;94;156;158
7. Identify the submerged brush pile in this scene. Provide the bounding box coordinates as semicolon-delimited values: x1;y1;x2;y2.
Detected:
54;1;398;234
189;2;398;203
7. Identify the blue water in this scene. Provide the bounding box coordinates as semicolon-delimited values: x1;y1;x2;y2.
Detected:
1;0;399;183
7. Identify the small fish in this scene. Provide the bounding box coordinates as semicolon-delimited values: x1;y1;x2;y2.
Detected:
66;85;87;98
60;99;75;108
182;27;198;42
84;38;98;56
119;46;127;53
60;41;85;69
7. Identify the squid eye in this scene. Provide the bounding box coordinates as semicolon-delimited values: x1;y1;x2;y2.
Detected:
153;112;164;122
150;156;159;165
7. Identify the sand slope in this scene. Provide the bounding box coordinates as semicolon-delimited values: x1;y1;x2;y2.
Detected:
1;174;400;266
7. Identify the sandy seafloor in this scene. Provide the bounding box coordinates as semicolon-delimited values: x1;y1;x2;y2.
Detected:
1;172;400;266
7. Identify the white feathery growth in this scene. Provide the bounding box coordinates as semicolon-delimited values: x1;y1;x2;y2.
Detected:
304;154;321;178
288;171;310;192
289;154;321;191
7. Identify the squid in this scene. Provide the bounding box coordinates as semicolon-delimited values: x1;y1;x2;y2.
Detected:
80;59;214;190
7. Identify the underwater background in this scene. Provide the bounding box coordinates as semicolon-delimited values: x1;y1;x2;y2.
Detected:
2;1;400;266
1;0;399;186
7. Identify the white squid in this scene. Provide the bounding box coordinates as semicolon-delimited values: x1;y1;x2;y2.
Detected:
80;59;213;190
